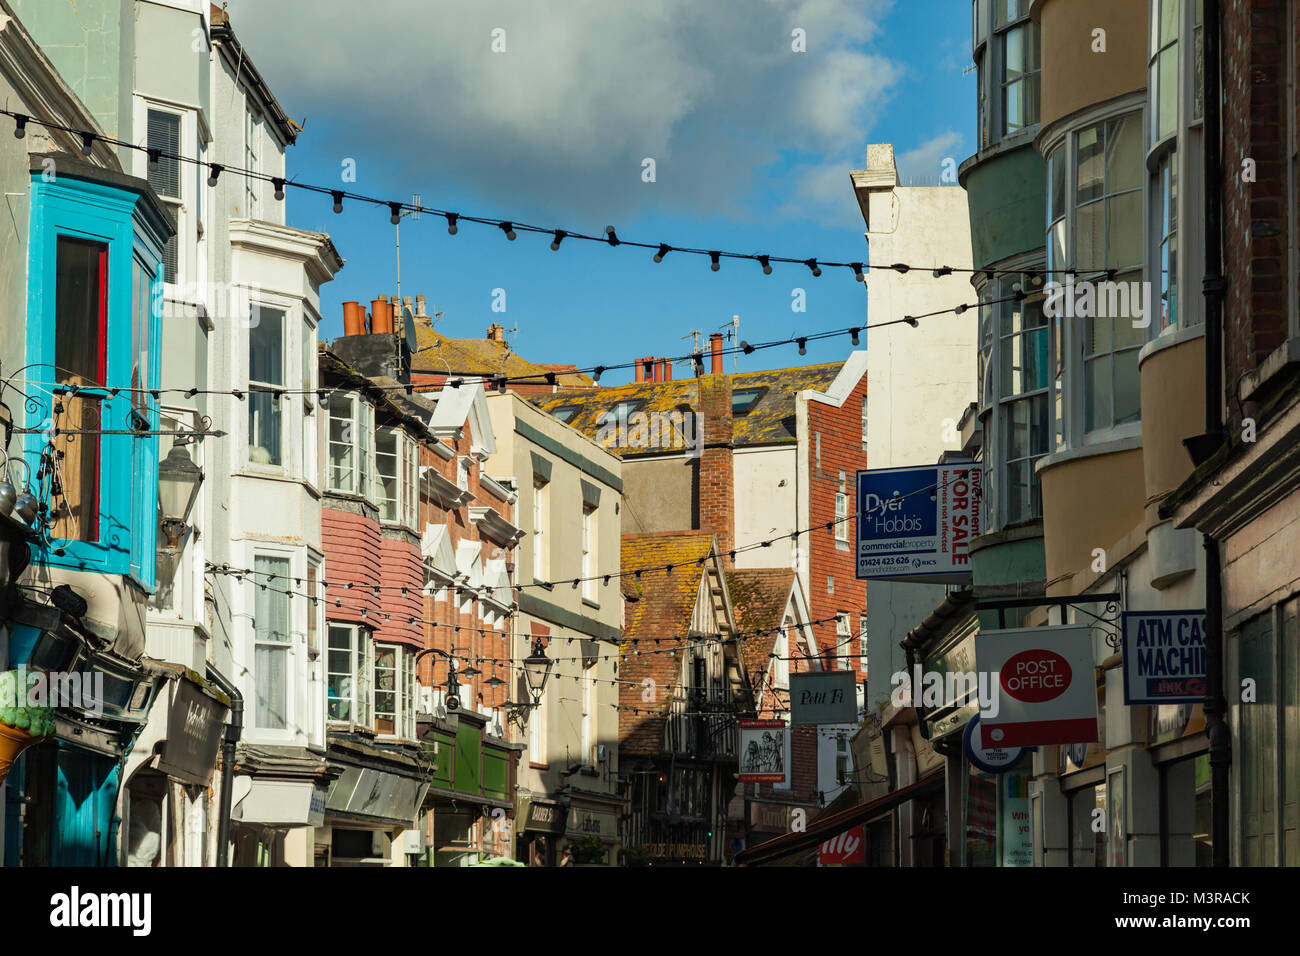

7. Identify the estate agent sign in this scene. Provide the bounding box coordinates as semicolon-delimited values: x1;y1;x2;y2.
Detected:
856;463;979;583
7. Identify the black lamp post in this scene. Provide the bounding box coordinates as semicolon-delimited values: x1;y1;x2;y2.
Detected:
157;443;203;550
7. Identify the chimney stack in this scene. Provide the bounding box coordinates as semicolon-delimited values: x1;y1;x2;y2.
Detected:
709;333;724;375
487;323;505;342
698;373;735;564
415;294;426;317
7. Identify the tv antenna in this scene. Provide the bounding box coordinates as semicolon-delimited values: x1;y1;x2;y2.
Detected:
395;192;421;304
718;315;740;373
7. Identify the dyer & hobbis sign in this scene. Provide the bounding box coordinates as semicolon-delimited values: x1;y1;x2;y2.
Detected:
855;463;979;583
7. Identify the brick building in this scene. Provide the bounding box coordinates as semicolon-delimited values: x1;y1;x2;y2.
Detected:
1165;0;1300;867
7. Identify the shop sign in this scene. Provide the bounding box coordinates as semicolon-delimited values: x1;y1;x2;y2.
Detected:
644;842;706;860
157;679;227;787
1149;702;1205;746
962;714;1028;774
790;672;857;725
738;719;788;783
524;798;567;835
307;783;328;828
750;802;817;833
975;625;1098;747
856;463;979;583
1121;610;1208;704
567;807;615;840
818;826;865;865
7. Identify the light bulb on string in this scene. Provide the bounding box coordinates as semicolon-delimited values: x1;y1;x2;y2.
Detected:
331;191;344;214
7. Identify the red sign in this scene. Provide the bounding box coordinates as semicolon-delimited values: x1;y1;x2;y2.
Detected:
1000;649;1072;703
819;826;865;865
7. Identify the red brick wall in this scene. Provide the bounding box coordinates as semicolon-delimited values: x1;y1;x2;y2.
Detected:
698;374;735;562
806;374;868;678
417;413;514;713
322;507;382;625
1222;0;1294;431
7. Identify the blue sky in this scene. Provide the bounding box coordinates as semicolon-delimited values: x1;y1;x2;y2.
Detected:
225;0;973;384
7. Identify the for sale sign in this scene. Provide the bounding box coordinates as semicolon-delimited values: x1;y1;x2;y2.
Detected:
855;463;979;583
974;625;1099;748
1120;610;1208;704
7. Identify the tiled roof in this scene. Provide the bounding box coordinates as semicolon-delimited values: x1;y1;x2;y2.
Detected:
618;531;717;755
410;326;594;388
726;569;795;687
530;363;842;455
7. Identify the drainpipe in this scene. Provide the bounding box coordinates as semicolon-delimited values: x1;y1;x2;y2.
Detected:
206;663;244;867
1200;0;1231;869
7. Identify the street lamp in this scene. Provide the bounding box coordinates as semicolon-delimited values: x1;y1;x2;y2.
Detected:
522;638;554;704
157;443;203;551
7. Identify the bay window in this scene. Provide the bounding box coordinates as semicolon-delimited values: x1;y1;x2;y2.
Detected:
253;554;291;730
997;1;1039;138
1043;108;1145;450
248;304;285;466
327;623;372;726
374;643;417;739
328;393;374;497
376;427;419;527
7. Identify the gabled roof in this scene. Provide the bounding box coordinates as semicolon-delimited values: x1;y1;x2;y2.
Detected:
532;362;845;456
726;569;798;685
618;531;720;755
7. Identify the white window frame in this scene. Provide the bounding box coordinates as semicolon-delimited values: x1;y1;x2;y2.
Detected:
302;315;318;489
581;663;594;764
135;98;197;288
327;623;372;728
374;642;417;740
581;503;597;602
834;492;850;545
247;301;289;470
245;107;261;217
376;427;419;528
1042;102;1147;453
251;550;296;735
835;614;852;671
327;392;374;497
532;478;548;583
995;1;1040;140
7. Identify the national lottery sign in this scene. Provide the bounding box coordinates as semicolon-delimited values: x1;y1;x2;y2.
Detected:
1120;610;1208;705
855;463;979;583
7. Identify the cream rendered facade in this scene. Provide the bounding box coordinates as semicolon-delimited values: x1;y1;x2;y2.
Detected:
851;143;977;711
484;393;623;863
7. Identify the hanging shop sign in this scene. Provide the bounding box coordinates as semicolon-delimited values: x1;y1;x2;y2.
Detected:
855;463;979;583
1120;610;1208;704
157;678;227;787
738;719;789;784
974;625;1098;747
818;826;865;865
962;714;1028;774
790;672;857;725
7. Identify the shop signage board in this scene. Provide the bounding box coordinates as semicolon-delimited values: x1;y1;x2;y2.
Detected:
818;826;865;865
1120;610;1208;704
974;625;1098;747
855;463;979;583
790;672;857;725
962;714;1028;774
738;718;788;783
157;678;228;787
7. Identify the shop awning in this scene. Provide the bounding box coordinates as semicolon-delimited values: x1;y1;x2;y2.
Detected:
735;773;945;866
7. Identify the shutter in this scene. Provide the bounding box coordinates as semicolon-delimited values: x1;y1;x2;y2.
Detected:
146;110;181;198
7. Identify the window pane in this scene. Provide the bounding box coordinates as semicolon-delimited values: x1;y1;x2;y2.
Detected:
328;396;355;491
255;645;288;730
1157;48;1178;141
1114;347;1141;424
1076;125;1104;204
1076;201;1105;271
249;306;284;385
1159;0;1180;47
1107;190;1143;268
56;237;107;385
254;554;291;730
52;395;101;542
1085;355;1112;432
146;109;181;199
254;556;291;642
249;390;282;465
1048;148;1065;224
1105;114;1143;193
376;429;399;521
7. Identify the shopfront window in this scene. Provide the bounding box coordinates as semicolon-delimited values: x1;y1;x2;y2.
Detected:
1068;784;1107;866
1162;753;1212;866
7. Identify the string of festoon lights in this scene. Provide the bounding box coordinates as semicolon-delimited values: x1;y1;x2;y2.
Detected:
0;284;1053;409
205;472;957;596
1;106;1106;286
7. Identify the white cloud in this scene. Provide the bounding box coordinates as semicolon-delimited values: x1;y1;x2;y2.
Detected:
895;130;963;185
222;0;901;222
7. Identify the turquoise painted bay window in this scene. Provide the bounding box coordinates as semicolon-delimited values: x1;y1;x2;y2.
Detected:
23;160;173;589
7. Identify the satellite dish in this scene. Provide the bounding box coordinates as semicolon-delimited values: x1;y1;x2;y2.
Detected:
403;306;418;349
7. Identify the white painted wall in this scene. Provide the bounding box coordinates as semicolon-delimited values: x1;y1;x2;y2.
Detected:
855;144;976;711
733;445;796;570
